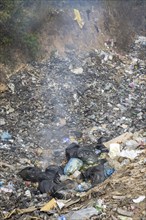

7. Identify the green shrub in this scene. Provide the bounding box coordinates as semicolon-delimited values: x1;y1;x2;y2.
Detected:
22;33;39;59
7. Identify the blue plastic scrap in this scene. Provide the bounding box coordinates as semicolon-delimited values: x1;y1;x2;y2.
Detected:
1;131;12;141
103;161;115;178
58;216;66;220
63;137;70;143
0;181;3;187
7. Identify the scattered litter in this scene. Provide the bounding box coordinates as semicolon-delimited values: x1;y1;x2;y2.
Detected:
56;200;66;210
88;126;99;142
8;83;15;93
74;9;84;28
64;158;83;175
3;206;37;219
57;118;66;127
71;67;83;74
7;181;15;191
25;189;31;198
58;215;66;220
62;137;70;143
65;207;99;220
71;170;81;179
1;131;12;141
125;140;139;150
135;36;146;45
104;163;115;177
0;181;3;187
40;198;57;212
95;199;106;211
109;143;121;158
117;216;133;220
129;82;135;89
76;182;92;192
0;118;5;126
117;208;133;217
132;195;145;203
0;161;14;170
104;132;133;148
0;15;146;219
0;83;8;93
0;187;13;193
120;149;143;160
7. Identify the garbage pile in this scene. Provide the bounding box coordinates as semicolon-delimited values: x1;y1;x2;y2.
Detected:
0;34;146;219
18;139;114;199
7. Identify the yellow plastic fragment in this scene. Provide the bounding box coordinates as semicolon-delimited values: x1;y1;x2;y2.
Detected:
40;198;57;212
74;9;84;28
